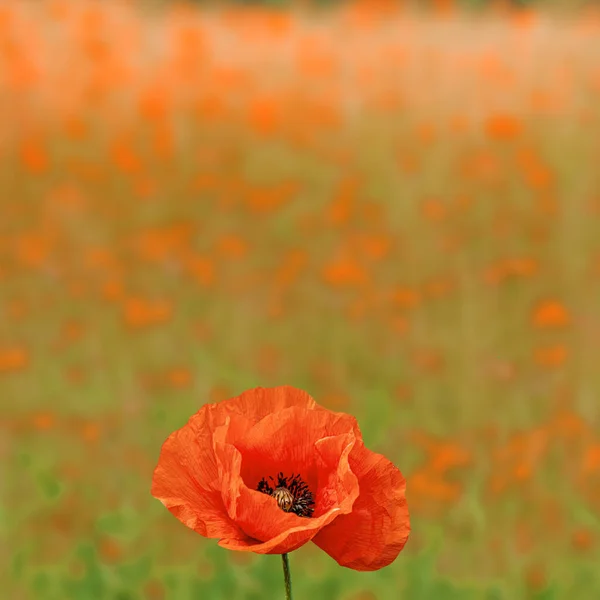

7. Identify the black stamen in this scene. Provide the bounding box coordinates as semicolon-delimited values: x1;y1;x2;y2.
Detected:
257;472;315;518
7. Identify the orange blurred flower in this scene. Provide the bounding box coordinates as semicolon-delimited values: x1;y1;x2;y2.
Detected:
0;347;29;373
571;528;594;553
534;344;568;368
168;368;192;389
322;256;369;287
123;297;172;328
98;537;123;564
484;113;523;141
532;300;570;328
32;412;55;431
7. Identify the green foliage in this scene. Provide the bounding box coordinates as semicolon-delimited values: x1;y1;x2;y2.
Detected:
61;545;108;600
37;472;63;500
116;556;153;586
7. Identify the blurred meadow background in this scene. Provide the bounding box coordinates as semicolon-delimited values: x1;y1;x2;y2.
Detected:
2;0;600;598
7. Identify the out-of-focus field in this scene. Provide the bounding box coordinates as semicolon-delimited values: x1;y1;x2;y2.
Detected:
2;1;600;598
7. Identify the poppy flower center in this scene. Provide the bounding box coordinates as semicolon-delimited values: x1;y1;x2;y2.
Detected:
257;472;315;518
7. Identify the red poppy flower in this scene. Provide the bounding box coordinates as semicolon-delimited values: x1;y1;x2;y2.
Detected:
151;385;410;571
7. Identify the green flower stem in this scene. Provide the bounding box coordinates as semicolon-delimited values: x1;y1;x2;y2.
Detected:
281;553;293;600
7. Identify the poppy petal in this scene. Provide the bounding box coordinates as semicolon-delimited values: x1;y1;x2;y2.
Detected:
312;442;410;571
218;435;358;554
215;407;360;554
235;405;358;495
151;408;247;541
222;386;316;424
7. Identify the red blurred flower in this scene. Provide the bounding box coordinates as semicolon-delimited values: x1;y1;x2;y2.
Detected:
151;386;410;571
